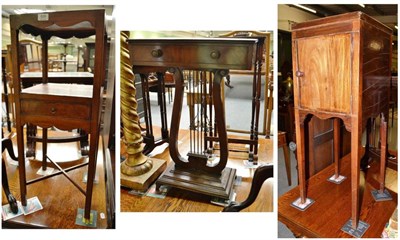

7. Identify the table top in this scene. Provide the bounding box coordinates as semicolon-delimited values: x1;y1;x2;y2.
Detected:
21;83;93;99
21;72;93;78
128;37;259;43
292;11;392;34
10;10;104;39
278;153;397;238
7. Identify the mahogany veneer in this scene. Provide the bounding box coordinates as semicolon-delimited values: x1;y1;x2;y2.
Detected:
291;12;392;231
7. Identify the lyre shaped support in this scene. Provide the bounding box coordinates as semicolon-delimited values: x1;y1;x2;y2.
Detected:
168;67;229;174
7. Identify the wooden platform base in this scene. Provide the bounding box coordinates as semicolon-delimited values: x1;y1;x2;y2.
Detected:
121;130;273;212
278;153;397;238
156;163;236;200
120;158;166;191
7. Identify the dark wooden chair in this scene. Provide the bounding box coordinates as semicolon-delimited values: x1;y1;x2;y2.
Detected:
222;164;273;212
2;136;18;213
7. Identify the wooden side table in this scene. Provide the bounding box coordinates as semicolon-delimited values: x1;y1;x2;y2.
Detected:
128;38;257;199
291;12;392;235
10;9;106;222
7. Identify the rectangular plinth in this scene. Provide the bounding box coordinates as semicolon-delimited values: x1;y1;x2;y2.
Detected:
121;158;167;192
156;163;236;200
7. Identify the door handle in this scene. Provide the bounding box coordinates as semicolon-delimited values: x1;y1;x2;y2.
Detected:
296;71;304;77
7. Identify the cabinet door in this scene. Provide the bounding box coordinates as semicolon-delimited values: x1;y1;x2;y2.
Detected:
295;34;352;114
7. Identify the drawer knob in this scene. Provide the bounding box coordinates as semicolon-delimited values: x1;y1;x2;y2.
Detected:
51;107;56;114
296;71;304;77
210;50;220;59
151;49;163;58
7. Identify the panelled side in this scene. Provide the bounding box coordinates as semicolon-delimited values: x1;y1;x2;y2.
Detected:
361;20;392;120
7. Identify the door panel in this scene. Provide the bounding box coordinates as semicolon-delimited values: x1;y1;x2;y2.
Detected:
296;34;352;114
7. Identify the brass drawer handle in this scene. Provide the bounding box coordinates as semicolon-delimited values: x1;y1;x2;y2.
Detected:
296;71;304;77
51;107;56;114
151;49;163;58
210;50;220;59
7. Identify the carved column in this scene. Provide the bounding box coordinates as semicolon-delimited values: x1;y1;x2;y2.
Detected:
120;31;153;176
120;31;167;191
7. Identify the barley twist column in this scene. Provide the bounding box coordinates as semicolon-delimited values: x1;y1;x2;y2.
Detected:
120;31;153;176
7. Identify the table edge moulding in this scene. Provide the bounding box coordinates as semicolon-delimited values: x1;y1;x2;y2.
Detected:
10;9;107;224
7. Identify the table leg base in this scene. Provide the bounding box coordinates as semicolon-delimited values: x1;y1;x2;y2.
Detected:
75;208;97;228
291;197;315;211
341;219;370;238
371;189;393;202
327;174;347;184
36;167;55;176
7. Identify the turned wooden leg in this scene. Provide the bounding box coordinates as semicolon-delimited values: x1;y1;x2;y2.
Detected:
379;114;388;193
350;118;361;229
266;90;273;138
189;104;195;129
157;72;169;140
333;118;341;178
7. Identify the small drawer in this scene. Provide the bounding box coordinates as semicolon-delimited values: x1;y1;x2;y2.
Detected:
129;39;256;70
21;99;91;120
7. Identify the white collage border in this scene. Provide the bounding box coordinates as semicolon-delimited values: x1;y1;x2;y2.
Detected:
0;0;398;239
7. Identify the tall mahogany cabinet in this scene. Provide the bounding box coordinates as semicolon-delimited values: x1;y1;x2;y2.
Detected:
291;12;392;233
10;10;106;222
